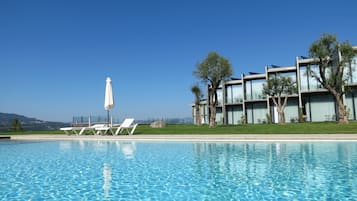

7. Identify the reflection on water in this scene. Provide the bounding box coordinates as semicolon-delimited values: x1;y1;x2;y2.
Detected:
192;142;357;199
103;162;112;198
119;142;136;159
59;140;137;159
59;141;71;151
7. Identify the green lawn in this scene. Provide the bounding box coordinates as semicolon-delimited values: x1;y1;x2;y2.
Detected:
2;121;357;135
135;122;357;134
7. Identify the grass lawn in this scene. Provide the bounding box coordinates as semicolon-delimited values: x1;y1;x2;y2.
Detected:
135;122;357;134
1;121;357;135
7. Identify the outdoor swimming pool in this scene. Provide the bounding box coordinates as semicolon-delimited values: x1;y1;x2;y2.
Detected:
0;140;357;200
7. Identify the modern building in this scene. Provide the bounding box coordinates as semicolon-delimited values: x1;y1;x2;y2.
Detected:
192;46;357;125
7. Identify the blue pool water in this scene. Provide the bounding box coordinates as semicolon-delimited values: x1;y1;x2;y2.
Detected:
0;140;357;200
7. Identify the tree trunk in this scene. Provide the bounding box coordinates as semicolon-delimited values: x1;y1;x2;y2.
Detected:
271;97;286;124
209;88;217;128
335;94;349;124
277;106;285;124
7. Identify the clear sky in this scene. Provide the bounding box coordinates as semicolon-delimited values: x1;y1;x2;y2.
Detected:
1;0;357;122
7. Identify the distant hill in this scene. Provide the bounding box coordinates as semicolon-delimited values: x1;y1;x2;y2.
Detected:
0;113;39;123
0;112;69;132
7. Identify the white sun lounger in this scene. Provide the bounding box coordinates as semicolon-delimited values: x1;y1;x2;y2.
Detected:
95;124;119;135
85;124;107;135
114;118;138;135
60;126;85;135
60;124;107;135
95;118;138;135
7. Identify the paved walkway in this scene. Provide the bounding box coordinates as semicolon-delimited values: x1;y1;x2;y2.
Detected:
8;134;357;142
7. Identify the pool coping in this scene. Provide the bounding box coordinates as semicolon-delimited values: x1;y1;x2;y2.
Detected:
8;134;357;142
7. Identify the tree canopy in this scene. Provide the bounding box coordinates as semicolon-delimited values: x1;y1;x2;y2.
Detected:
309;33;356;123
194;52;233;89
194;51;233;127
263;76;297;124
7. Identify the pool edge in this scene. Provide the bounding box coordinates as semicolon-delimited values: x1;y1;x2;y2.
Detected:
8;134;357;142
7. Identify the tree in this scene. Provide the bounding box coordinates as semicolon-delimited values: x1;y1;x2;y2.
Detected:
191;84;202;126
10;118;23;132
263;76;297;124
194;52;233;127
309;33;356;124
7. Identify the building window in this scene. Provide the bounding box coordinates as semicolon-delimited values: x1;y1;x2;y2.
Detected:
246;103;267;124
216;89;223;106
346;55;357;84
268;71;297;95
226;106;243;125
299;64;323;92
245;79;265;100
226;84;243;104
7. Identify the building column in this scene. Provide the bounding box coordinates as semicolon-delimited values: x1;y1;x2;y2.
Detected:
242;73;246;124
222;82;227;125
296;57;303;109
265;66;271;123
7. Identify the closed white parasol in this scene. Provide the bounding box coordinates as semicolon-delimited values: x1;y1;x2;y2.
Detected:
104;77;114;126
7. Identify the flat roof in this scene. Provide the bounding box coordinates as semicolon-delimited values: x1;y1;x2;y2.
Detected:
243;74;266;80
225;79;243;85
267;66;296;73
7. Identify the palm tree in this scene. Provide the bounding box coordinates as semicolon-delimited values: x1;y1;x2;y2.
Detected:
191;84;202;126
10;118;23;132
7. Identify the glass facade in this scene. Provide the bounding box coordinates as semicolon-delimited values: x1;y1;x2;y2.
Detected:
299;64;324;92
303;94;336;122
201;104;208;124
246;103;267;124
216;108;223;125
226;106;243;125
217;89;223;106
192;102;208;125
269;71;298;96
226;84;243;104
346;55;357;84
269;71;297;82
345;88;357;120
245;79;266;100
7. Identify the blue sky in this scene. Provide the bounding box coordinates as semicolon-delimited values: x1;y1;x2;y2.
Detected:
1;0;357;122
